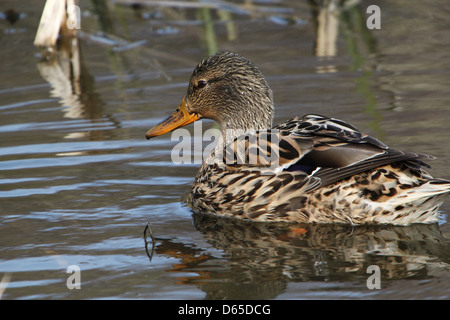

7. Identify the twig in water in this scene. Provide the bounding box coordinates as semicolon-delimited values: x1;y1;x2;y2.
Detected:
143;220;156;262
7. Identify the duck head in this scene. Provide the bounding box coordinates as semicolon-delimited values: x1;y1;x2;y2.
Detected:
146;51;274;140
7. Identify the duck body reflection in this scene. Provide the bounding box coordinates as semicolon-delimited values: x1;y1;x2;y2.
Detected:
149;212;449;299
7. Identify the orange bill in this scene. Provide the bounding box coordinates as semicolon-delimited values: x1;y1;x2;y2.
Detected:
146;98;200;139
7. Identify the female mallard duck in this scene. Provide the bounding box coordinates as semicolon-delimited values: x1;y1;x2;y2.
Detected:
146;51;450;225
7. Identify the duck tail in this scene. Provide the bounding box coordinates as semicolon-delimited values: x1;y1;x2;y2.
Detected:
385;179;450;224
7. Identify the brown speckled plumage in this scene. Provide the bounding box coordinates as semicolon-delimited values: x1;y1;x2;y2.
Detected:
146;51;450;225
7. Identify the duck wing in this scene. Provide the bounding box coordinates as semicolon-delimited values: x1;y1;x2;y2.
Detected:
223;114;433;190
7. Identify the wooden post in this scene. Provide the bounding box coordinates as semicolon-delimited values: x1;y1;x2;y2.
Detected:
34;0;78;48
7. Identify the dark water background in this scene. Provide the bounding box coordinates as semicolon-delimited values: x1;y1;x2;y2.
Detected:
0;0;449;299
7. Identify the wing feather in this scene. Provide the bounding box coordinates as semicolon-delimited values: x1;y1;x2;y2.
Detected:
221;114;434;190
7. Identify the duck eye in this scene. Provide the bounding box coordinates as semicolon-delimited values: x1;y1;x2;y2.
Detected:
196;79;207;88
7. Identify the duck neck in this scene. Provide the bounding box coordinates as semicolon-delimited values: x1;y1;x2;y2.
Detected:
220;106;274;144
206;106;273;166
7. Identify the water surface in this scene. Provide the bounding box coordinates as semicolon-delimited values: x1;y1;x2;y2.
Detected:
0;0;449;299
